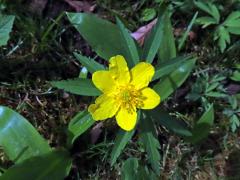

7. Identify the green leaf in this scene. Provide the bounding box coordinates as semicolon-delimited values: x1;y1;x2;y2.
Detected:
121;158;157;180
0;106;51;164
194;1;220;23
196;16;218;28
153;58;196;101
51;78;101;96
205;91;227;98
142;6;167;63
74;53;105;73
136;166;157;180
121;158;139;180
158;9;176;63
215;26;230;53
205;82;219;93
79;67;88;78
116;17;139;67
178;12;198;50
110;129;135;166
227;26;240;35
67;12;126;60
0;14;15;46
186;104;214;144
67;111;95;147
141;8;157;22
0;150;72;180
230;114;240;132
153;55;192;81
147;108;192;137
209;3;220;23
230;70;240;81
223;11;240;27
140;113;160;174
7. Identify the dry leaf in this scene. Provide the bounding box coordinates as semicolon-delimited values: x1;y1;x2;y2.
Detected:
90;122;103;144
29;0;48;15
131;18;157;46
64;0;96;12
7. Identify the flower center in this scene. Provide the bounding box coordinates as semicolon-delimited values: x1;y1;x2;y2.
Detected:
114;84;144;113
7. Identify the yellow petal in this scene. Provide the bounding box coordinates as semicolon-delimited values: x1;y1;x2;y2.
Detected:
130;62;154;89
116;107;137;131
88;94;120;120
140;88;160;109
109;55;130;84
92;70;116;93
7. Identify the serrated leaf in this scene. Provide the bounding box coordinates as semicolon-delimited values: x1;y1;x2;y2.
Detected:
110;129;135;166
215;26;231;53
136;166;157;180
0;106;51;164
67;111;95;147
153;55;192;81
196;16;218;28
227;26;240;35
141;8;157;22
74;53;105;73
116;17;139;67
67;12;126;60
194;1;220;22
0;150;72;180
121;158;139;180
223;11;240;27
142;5;167;63
230;70;240;81
153;58;196;101
209;3;220;23
185;104;214;144
0;14;15;46
121;158;157;180
230;114;240;132
205;82;219;93
140;113;160;174
51;78;101;96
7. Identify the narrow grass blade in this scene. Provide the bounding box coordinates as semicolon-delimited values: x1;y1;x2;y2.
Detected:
178;12;198;51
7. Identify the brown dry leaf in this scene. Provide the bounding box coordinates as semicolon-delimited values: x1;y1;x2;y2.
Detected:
64;0;96;12
131;19;197;46
90;122;103;144
226;83;240;95
131;18;157;46
29;0;48;15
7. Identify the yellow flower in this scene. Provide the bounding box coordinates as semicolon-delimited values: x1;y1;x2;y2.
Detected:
88;55;160;131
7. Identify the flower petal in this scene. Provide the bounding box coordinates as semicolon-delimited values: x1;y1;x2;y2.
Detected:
109;55;130;84
88;94;120;120
140;88;160;109
116;107;137;131
92;70;116;93
130;62;154;89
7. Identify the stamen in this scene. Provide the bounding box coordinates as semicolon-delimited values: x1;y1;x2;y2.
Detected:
113;84;145;112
